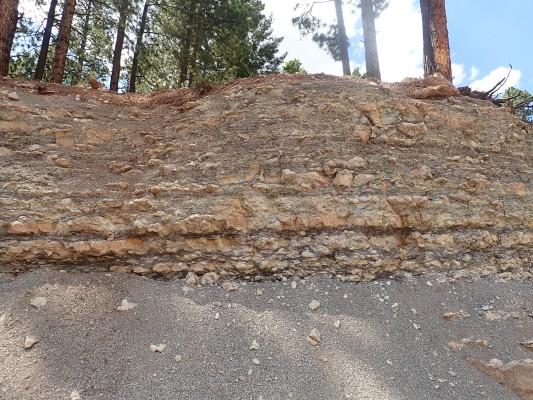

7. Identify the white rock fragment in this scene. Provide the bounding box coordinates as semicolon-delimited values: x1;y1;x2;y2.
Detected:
70;390;81;400
7;91;18;100
426;281;433;287
23;336;39;349
307;329;321;345
214;312;220;320
291;281;297;289
413;323;421;330
386;360;393;365
185;271;199;286
334;320;341;328
256;289;263;296
116;298;137;311
252;358;260;365
150;344;166;352
174;355;182;363
411;308;418;315
249;340;260;350
308;300;321;311
30;296;48;309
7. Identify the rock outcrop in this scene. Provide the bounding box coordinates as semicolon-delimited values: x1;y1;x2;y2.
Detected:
0;74;531;280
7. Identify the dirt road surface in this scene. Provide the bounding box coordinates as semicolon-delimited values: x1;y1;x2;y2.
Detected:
0;270;531;399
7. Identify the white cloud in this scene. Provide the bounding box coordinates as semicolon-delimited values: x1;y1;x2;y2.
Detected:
264;0;425;81
374;0;423;82
452;63;465;86
470;66;521;94
469;66;479;81
263;0;359;75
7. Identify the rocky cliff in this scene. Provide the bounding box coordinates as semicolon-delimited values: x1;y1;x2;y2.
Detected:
0;74;531;280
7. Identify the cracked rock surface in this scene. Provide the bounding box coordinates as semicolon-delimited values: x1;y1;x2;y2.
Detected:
1;74;531;281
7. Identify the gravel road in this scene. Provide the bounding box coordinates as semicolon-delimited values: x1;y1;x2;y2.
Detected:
0;270;531;399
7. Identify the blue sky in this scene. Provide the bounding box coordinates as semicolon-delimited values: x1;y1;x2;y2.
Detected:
264;0;532;95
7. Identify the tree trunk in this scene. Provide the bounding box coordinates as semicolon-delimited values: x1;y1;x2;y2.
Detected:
179;2;196;87
129;0;149;93
110;4;128;92
333;0;350;76
34;0;58;80
360;0;381;80
74;0;93;84
420;0;451;80
50;0;77;83
0;0;19;76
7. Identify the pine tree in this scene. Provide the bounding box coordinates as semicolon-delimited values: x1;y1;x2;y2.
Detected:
128;0;150;93
504;87;533;123
293;0;387;77
110;0;134;91
0;0;20;76
50;0;77;83
360;0;381;80
34;0;58;80
420;0;451;80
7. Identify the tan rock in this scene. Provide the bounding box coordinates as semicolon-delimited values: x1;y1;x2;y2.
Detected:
0;147;13;156
333;169;353;188
468;357;533;400
152;263;172;274
410;85;460;99
54;158;72;168
201;272;220;285
422;73;454;87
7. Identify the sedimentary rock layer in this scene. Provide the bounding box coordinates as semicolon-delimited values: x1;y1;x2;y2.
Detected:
0;75;531;280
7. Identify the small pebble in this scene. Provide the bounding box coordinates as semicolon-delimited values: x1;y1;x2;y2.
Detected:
175;355;182;363
222;281;236;291
23;336;39;350
116;298;137;311
249;340;260;350
308;300;321;311
252;358;260;365
307;328;321;345
70;390;81;400
150;344;166;352
30;296;48;309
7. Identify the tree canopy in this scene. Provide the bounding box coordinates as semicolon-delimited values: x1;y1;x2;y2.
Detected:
9;0;285;91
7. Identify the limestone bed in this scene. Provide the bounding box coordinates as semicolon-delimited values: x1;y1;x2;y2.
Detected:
0;74;531;280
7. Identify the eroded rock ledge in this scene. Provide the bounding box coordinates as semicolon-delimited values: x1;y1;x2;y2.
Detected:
1;74;531;280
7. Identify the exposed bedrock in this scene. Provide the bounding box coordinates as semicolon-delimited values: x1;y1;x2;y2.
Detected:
1;75;531;280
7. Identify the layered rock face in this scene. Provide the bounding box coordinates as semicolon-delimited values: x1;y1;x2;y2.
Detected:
0;75;531;280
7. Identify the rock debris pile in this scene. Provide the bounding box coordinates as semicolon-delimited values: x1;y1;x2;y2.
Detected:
0;74;531;280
